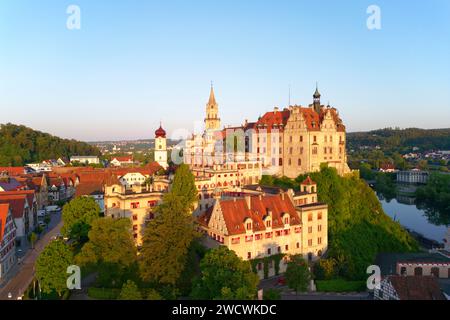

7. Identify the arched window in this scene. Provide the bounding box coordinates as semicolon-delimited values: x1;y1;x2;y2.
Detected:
400;267;407;275
431;267;440;278
414;267;423;276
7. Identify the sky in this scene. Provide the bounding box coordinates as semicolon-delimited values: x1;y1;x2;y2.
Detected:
1;0;449;141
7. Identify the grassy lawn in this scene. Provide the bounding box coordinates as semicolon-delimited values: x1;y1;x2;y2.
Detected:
315;278;367;293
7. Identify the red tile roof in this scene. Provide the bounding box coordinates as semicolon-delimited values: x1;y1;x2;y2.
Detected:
0;190;35;208
301;176;316;185
112;156;133;162
75;181;104;197
0;194;27;219
200;194;300;236
0;167;25;176
389;276;445;300
255;109;291;133
0;203;10;242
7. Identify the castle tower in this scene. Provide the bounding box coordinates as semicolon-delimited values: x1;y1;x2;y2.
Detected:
313;84;321;114
154;123;168;169
204;84;221;131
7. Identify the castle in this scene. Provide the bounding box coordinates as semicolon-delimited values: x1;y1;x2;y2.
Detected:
183;85;350;180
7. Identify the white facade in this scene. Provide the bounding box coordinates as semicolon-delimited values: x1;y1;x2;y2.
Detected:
70;156;100;165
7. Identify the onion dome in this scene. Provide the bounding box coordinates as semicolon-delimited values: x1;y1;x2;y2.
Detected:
155;123;166;138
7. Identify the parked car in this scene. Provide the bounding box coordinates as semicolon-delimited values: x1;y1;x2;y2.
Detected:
277;277;286;286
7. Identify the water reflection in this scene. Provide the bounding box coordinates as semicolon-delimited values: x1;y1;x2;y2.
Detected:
378;195;448;243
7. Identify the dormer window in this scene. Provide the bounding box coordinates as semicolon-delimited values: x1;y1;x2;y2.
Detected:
266;220;271;228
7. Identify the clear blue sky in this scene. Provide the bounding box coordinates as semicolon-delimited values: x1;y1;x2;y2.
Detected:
1;0;449;141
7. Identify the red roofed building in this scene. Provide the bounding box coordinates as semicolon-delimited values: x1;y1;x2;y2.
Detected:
0;204;16;280
110;155;134;167
198;178;328;278
0;193;33;247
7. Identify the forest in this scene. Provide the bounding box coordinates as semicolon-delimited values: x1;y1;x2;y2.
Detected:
347;127;450;152
0;123;101;166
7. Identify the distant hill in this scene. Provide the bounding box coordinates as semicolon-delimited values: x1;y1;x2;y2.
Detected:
347;128;450;152
0;123;101;166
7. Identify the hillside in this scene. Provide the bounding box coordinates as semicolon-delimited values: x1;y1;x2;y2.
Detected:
260;166;418;280
0;123;101;166
347;128;450;152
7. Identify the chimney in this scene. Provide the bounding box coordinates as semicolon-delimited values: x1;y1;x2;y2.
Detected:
266;208;272;217
245;195;251;209
281;192;285;201
274;106;279;113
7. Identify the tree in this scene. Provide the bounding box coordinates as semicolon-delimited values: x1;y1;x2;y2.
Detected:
0;123;101;166
285;255;311;294
313;258;336;280
263;288;281;300
118;280;142;300
146;289;163;300
139;193;198;286
170;163;197;208
61;196;100;243
392;152;407;170
76;218;137;287
418;160;428;170
190;246;259;300
35;240;73;297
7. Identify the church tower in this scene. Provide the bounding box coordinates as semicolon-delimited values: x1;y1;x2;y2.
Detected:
154;123;168;169
204;84;221;131
313;84;321;114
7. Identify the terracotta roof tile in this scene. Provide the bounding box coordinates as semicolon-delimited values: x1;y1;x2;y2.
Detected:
389;276;445;300
0;194;27;219
0;203;10;242
202;194;300;236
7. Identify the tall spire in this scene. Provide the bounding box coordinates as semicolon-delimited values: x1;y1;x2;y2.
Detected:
314;82;321;98
313;83;321;113
208;81;217;105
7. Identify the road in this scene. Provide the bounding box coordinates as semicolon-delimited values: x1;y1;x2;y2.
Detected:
0;212;63;300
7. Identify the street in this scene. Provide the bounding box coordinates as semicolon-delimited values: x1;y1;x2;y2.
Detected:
0;212;63;300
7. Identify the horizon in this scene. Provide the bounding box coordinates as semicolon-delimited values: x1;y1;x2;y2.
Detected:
3;122;450;144
1;0;450;141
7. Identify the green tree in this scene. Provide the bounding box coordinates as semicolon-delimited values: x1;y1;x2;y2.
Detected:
146;289;163;300
285;255;311;294
76;218;137;287
0;123;101;166
35;240;73;297
190;246;259;300
313;258;337;280
139;193;198;286
61;197;101;243
418;159;428;170
263;288;281;300
118;280;142;300
170;163;197;208
392;152;407;170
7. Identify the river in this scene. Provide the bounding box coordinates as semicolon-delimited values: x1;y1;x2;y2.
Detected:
379;197;448;243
